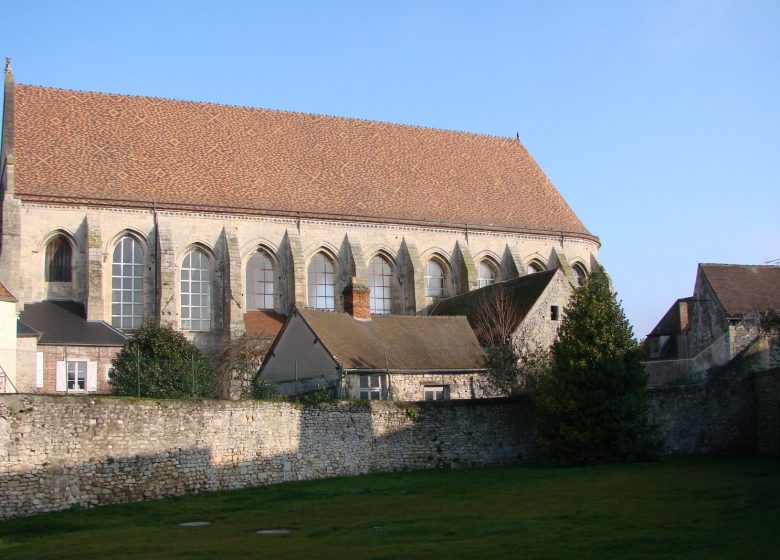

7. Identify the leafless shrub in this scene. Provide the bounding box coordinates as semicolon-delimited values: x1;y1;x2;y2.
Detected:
473;285;523;346
472;285;549;395
214;335;273;400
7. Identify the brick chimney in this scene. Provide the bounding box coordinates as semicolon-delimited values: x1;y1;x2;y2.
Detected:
344;277;371;320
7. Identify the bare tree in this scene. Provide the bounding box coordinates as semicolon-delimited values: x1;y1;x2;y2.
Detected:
214;334;273;400
472;285;548;395
473;285;523;346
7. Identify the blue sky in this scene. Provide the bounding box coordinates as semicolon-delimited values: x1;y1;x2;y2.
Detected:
2;1;778;337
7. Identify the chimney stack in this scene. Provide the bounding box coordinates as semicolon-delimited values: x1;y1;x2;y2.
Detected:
344;277;371;320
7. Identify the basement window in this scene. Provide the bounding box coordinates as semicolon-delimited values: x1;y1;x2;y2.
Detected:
550;306;560;321
423;385;450;401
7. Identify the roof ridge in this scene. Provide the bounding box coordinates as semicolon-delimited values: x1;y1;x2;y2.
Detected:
301;307;467;321
17;83;520;143
700;262;780;268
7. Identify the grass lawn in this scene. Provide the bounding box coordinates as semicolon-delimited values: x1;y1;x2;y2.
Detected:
0;456;778;559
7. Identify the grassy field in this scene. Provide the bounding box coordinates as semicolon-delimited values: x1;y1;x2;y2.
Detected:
0;456;778;559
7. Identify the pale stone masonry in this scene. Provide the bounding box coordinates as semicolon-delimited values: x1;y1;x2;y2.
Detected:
0;63;601;357
2;203;600;353
0;395;536;519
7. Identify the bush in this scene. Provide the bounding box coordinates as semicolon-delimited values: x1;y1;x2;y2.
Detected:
535;272;659;465
483;343;549;395
251;375;279;400
109;321;217;398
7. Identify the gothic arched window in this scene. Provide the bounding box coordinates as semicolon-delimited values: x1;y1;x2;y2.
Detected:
424;259;446;298
181;249;211;331
246;250;275;310
572;263;588;288
45;236;72;282
307;252;335;310
477;260;497;288
111;236;144;330
527;260;546;275
368;255;393;315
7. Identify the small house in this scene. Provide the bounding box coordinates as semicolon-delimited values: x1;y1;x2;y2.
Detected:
259;283;488;400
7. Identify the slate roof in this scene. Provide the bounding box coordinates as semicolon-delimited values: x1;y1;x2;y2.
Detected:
11;83;593;238
16;320;40;338
19;300;127;346
0;280;16;302
700;264;780;316
295;308;485;371
431;269;560;337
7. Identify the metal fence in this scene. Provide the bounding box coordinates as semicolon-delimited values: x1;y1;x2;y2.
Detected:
0;347;264;399
0;346;39;394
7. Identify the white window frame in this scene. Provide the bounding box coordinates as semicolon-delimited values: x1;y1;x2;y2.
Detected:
67;361;87;391
359;374;383;400
246;250;275;310
368;255;393;315
307;252;336;310
111;236;144;330
477;261;497;288
423;385;450;401
181;250;212;332
424;260;446;298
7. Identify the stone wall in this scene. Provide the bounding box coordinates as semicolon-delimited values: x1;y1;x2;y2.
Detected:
0;395;534;519
511;269;574;353
646;358;757;455
755;369;780;456
3;199;600;352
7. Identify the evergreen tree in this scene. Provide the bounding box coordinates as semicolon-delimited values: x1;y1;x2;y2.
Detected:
536;271;659;465
109;321;217;399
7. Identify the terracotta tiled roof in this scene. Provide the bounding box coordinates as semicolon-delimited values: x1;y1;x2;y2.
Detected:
700;264;780;316
0;280;17;302
243;310;286;338
12;84;593;238
296;308;485;371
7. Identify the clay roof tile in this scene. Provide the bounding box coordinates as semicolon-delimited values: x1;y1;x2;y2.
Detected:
12;84;593;238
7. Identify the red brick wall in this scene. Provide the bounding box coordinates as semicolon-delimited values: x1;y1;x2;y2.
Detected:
37;345;122;394
344;286;371;320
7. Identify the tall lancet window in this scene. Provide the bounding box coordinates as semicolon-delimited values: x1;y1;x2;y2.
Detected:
181;249;211;331
111;236;144;330
368;255;393;315
307;252;335;310
247;250;275;310
424;260;446;297
477;261;497;288
45;236;72;282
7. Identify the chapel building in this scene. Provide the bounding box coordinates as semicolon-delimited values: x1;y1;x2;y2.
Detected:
0;61;600;356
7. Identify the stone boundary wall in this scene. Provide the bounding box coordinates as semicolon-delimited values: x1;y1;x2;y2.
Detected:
755;369;780;456
0;396;535;519
647;359;757;455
